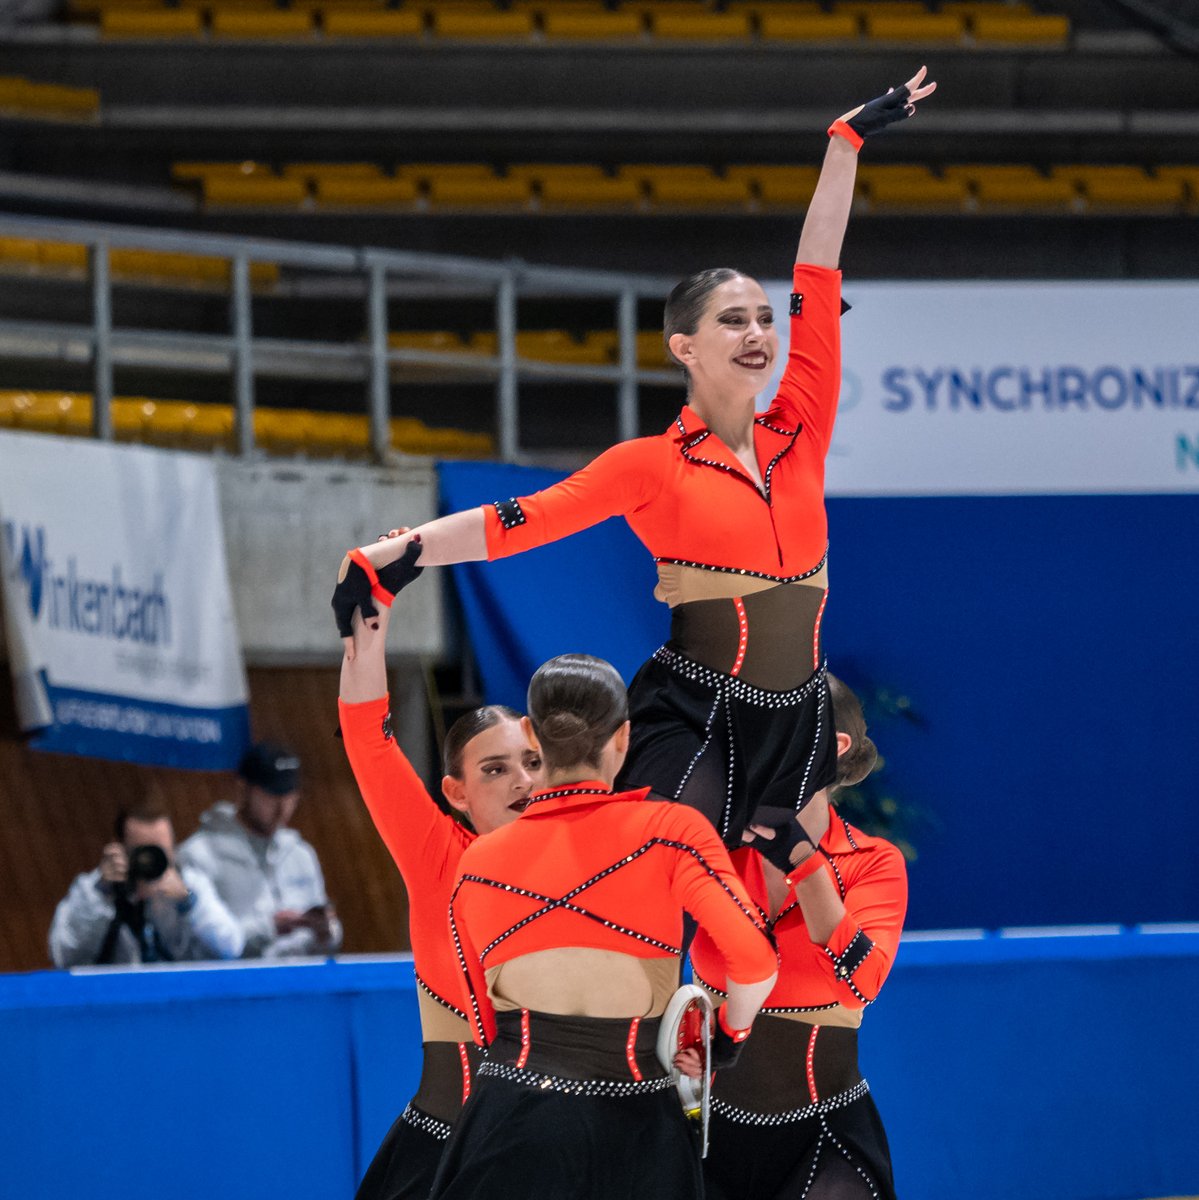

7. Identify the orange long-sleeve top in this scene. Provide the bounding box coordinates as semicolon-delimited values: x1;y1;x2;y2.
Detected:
690;810;908;1016
482;264;842;589
449;783;779;1045
339;694;476;1036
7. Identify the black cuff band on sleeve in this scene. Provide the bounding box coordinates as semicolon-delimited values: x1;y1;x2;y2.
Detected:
493;497;527;530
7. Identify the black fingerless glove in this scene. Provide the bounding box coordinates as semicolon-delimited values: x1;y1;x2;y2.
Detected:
829;83;913;149
332;539;423;638
744;813;818;875
710;1005;752;1071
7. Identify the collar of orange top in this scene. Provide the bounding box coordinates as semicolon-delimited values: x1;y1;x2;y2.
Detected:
672;403;799;443
518;780;652;816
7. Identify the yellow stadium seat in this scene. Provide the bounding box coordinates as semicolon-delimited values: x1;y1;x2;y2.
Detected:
758;11;857;40
539;175;643;208
835;1;928;15
398;163;496;182
202;175;309;206
724;2;822;13
111;397;159;439
946;165;1077;208
727;165;820;206
69;0;162;14
173;161;272;182
0;78;99;116
1051;166;1185;209
426;176;531;207
432;9;534;38
282;162;383;181
469;331;499;356
315;176;419;206
622;166;750;208
506;163;608;182
101;9;204;36
864;12;964;42
1155;166;1199;204
650;11;749;40
971;11;1068;44
0;237;43;266
182;404;236;448
323;9;424;36
860;166;968;209
210;9;314;37
636;331;670;369
36;241;89;270
543;10;644;38
515;330;609;364
940;2;1030;12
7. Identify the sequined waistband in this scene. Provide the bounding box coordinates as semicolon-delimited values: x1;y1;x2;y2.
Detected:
652;644;825;707
477;1061;673;1098
711;1079;871;1127
490;1008;666;1083
399;1103;454;1141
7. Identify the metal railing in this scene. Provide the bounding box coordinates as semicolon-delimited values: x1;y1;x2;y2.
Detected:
0;212;682;460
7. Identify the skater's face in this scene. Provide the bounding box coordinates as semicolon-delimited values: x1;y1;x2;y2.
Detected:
668;275;778;398
442;718;545;836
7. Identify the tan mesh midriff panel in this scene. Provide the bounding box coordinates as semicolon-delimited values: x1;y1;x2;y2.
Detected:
655;561;829;607
697;982;863;1028
485;949;679;1018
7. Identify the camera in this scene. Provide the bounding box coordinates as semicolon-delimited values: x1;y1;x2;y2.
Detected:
125;844;169;887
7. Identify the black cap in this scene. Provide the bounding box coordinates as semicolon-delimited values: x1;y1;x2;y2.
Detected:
238;741;301;796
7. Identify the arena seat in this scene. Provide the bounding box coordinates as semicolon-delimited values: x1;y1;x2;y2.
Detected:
202;174;309;206
621;165;751;208
541;9;644;39
36;241;89;270
425;175;531;207
283;163;384;181
0;76;100;117
945;165;1078;208
210;9;314;37
859;165;969;209
323;9;423;37
646;9;751;40
636;330;670;369
101;8;204;36
314;176;419;206
388;331;475;354
757;10;858;40
726;165;820;206
970;9;1070;45
172;161;275;183
862;10;964;43
431;8;534;38
1052;165;1185;209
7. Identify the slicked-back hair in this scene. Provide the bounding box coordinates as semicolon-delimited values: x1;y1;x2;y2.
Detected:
443;705;523;779
662;267;748;384
526;654;628;774
827;674;879;788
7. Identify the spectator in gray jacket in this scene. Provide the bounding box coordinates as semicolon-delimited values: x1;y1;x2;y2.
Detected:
178;741;343;958
50;799;244;968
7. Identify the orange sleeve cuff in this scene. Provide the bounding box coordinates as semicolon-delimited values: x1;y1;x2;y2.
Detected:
828;119;864;151
784;851;827;889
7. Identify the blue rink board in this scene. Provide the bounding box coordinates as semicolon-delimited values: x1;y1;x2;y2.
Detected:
2;930;1196;1200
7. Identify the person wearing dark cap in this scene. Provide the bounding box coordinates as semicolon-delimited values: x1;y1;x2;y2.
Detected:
177;741;343;958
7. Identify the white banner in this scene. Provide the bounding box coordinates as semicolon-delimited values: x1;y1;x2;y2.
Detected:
763;279;1199;496
0;432;249;768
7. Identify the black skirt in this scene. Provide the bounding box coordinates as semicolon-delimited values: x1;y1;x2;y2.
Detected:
428;1010;704;1200
702;1018;896;1200
619;646;838;848
357;1041;483;1200
355;1104;452;1200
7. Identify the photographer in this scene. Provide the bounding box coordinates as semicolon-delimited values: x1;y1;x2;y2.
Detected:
178;742;342;959
49;799;245;967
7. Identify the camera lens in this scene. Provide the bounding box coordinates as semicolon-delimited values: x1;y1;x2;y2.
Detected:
127;844;169;884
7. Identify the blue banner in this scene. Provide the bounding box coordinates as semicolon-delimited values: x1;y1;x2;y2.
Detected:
437;461;667;710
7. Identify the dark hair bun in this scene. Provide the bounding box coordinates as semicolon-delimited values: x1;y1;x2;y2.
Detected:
836;733;878;788
539;711;590;741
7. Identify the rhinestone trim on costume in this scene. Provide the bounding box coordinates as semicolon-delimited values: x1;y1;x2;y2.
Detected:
693;970;839;1016
415;972;469;1023
520;785;613;810
652;645;825;708
492;497;527;530
464;834;766;962
654;546;828;585
399;1103;453;1141
710;1078;870;1127
825;929;875;1002
477;1061;671;1097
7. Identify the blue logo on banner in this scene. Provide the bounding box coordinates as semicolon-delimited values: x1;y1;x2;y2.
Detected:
4;524;171;646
